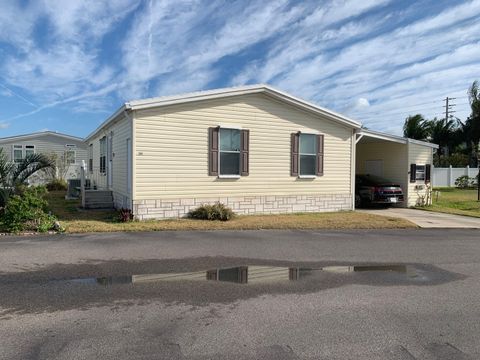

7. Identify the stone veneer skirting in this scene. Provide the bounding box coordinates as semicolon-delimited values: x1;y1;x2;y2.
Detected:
133;194;353;220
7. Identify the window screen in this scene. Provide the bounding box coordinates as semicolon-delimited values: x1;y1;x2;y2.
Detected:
219;128;240;175
299;134;317;176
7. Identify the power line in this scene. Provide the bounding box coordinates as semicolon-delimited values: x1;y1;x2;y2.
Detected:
357;104;445;118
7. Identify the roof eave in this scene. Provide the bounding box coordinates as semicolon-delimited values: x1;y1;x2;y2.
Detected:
407;138;440;149
0;131;84;143
84;105;128;142
126;84;362;129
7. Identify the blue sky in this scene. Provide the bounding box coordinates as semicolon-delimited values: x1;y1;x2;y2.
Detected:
0;0;479;138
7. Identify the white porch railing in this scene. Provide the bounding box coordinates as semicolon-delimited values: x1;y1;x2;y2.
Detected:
79;161;109;207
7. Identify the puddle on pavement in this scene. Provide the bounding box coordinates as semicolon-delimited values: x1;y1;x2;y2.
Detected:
57;264;416;287
0;259;463;314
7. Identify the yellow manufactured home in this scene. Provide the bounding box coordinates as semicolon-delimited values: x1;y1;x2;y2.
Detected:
84;85;437;219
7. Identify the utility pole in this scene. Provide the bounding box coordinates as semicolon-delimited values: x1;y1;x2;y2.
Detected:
443;97;456;121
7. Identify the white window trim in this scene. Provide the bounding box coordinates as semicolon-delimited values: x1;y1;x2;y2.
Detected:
218;174;241;179
218;126;242;178
298;132;318;178
12;144;35;162
218;123;242;130
65;148;77;165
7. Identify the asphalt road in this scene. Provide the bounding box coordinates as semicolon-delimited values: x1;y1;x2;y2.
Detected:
0;229;479;359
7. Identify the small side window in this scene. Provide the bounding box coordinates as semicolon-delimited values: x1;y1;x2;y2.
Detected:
415;165;426;181
88;144;93;173
99;137;107;174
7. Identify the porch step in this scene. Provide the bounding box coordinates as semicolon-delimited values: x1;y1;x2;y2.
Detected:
83;190;114;209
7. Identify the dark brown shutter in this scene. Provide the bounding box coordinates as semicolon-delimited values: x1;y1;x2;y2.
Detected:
208;127;219;176
410;163;416;183
316;134;324;176
240;129;249;176
425;164;431;183
291;133;299;176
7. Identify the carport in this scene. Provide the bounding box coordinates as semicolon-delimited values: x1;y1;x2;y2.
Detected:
355;129;439;207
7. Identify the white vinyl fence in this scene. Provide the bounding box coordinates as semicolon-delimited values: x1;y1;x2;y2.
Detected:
432;166;479;187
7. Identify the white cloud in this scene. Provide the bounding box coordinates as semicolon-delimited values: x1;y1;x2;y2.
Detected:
231;1;480;133
0;122;10;129
120;0;306;98
0;0;479;136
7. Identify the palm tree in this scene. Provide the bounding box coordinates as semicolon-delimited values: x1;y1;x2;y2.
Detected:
403;114;429;140
427;117;459;156
0;148;56;208
466;80;480;166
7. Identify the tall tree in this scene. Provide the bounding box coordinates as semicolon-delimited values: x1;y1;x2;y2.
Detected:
403;114;429;140
466;80;480;166
427;117;459;156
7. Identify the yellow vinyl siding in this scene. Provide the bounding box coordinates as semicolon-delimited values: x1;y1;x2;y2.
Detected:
407;142;433;206
133;94;353;200
356;141;408;201
88;114;132;199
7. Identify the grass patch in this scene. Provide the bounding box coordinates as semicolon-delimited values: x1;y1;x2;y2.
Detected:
46;191;416;233
417;187;480;218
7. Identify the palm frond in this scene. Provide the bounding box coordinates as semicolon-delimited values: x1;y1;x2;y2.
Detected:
0;148;14;188
11;153;56;186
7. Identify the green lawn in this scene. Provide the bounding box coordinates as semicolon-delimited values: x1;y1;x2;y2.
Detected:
420;187;480;218
45;191;416;233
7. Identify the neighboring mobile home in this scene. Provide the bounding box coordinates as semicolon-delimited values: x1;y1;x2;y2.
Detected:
84;84;437;219
0;131;88;184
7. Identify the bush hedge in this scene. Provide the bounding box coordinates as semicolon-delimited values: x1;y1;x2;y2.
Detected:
187;202;234;221
46;179;68;191
1;186;57;233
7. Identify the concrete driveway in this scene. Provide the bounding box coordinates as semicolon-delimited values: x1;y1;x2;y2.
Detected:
358;207;480;228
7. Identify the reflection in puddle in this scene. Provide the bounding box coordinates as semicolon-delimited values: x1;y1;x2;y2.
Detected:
61;265;415;287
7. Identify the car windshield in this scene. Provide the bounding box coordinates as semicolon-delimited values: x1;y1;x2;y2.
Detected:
357;174;395;185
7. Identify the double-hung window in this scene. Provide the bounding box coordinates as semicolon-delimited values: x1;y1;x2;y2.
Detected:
65;144;76;165
99;137;107;174
219;128;241;176
410;164;431;183
13;145;23;163
291;132;324;177
299;134;317;176
415;165;426;181
25;145;35;157
13;144;35;163
209;127;249;177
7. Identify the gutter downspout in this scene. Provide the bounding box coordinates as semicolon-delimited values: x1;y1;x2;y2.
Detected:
351;129;357;210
